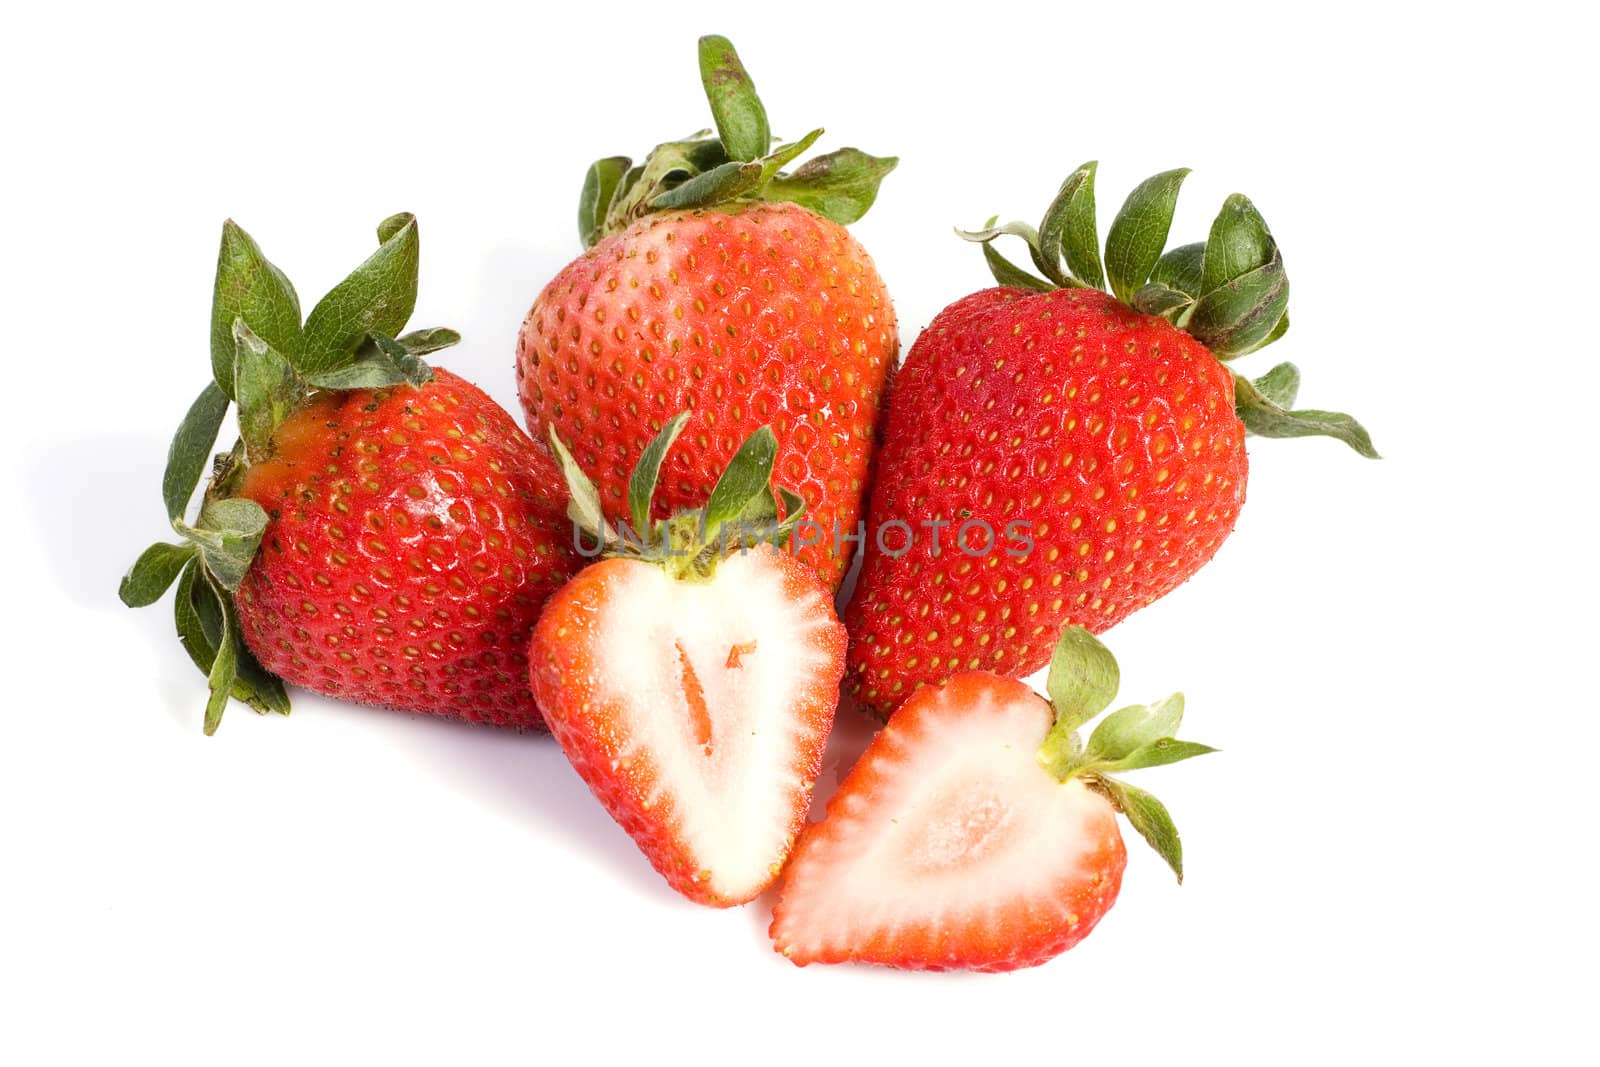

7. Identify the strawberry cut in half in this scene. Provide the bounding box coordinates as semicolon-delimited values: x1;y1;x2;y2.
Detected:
771;627;1213;971
529;414;846;906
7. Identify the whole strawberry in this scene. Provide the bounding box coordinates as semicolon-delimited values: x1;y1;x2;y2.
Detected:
119;216;576;733
845;166;1377;717
530;416;845;906
772;627;1212;971
516;35;898;589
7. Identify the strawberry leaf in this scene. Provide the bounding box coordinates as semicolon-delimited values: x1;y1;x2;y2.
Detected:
703;425;779;538
202;567;239;736
651;160;764;211
764;148;898;226
119;542;195;608
759;129;823;184
1232;370;1379;458
1151;241;1206;299
579;156;633;248
305;331;433;391
547;426;612;544
1098;739;1217;773
180;497;269;591
1096;777;1186;883
1251;361;1301;409
210;220;302;399
395;327;461;357
162;381;230;522
1045;626;1120;732
698;35;770;162
1085;693;1186;761
629;412;690;537
1038;162;1102;289
232;319;301;465
1186;252;1289;359
1105;168;1190;304
299;214;420;376
1132;283;1194;320
1202;194;1275;294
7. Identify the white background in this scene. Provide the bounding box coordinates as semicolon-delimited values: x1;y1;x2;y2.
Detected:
4;1;1595;1063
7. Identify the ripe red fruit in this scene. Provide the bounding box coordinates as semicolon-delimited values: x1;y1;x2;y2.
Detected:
235;369;575;727
119;215;576;733
529;416;846;906
843;165;1377;717
516;35;898;589
772;627;1211;971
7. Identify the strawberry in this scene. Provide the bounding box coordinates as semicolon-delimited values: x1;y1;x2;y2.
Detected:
516;35;898;589
529;415;846;906
772;627;1212;971
119;215;576;733
843;165;1378;717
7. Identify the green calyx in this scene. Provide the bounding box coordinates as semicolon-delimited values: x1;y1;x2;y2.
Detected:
1034;627;1216;883
548;413;807;582
117;215;460;734
960;165;1378;458
576;34;897;248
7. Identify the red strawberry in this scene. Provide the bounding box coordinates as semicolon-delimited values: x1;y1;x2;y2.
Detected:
119;215;576;733
516;35;898;589
529;415;846;906
772;627;1212;971
844;165;1377;717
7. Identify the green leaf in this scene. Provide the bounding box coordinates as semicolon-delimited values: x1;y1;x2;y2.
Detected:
1046;627;1121;733
629;412;690;537
1254;309;1290;353
298;214;420;376
1132;283;1193;319
1105;168;1190;304
182;497;269;591
1151;242;1206;298
232;319;301;464
210;220;301;399
376;212;411;244
1097;777;1186;883
173;560;288;719
303;331;432;391
548;427;611;542
703;425;778;537
698;35;770;162
119;542;195;607
1085;693;1186;763
1186;253;1289;359
1232;371;1380;458
651;160;764;211
579;156;633;248
759;128;823;184
162;381;230;522
1039;162;1103;289
1099;739;1218;774
200;569;238;736
763;148;898;225
1202;194;1275;294
1252;361;1301;409
395;327;461;357
771;484;809;548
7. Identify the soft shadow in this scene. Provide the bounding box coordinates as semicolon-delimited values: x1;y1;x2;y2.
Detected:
338;699;686;905
28;432;168;609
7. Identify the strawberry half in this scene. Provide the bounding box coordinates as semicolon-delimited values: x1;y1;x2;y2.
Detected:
529;415;846;906
771;627;1212;971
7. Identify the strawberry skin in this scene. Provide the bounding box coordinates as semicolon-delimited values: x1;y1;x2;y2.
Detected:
530;545;846;906
771;672;1127;971
234;369;577;727
516;201;897;589
844;287;1246;717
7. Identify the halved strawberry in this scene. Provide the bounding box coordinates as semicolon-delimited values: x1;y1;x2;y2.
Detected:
529;415;846;906
770;627;1212;971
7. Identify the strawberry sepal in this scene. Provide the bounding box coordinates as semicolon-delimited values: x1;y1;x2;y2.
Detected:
960;165;1379;457
1035;627;1215;882
579;35;896;246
